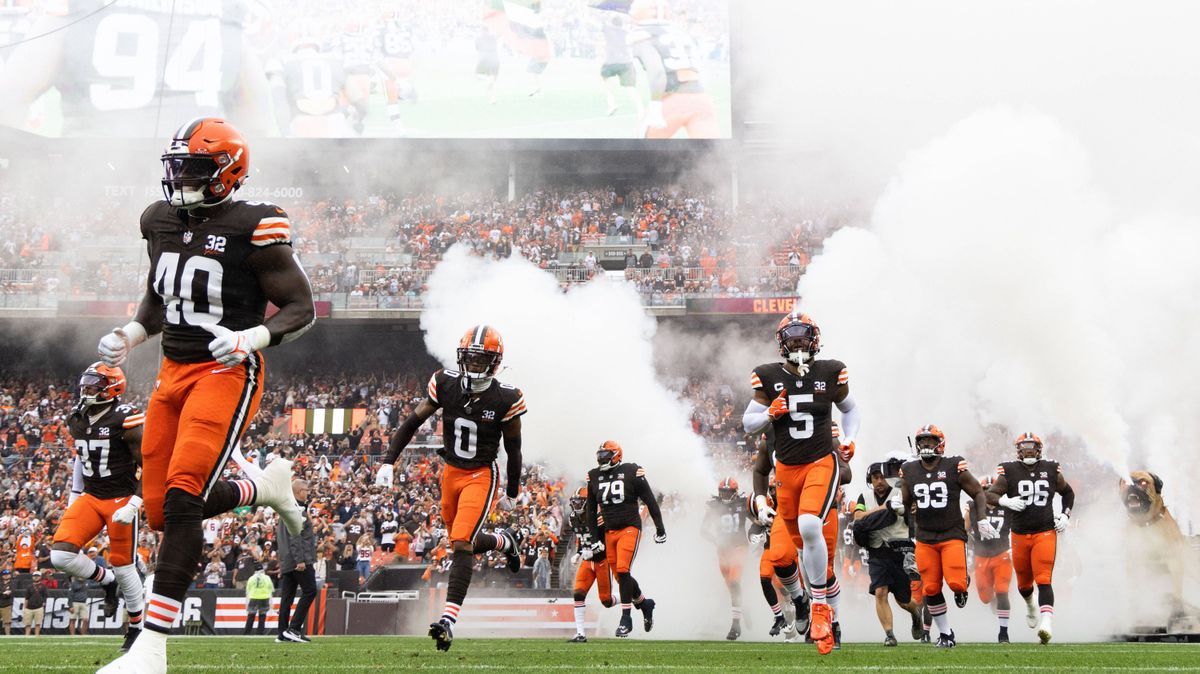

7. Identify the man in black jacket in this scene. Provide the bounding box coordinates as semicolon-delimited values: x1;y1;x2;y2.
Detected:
277;480;317;643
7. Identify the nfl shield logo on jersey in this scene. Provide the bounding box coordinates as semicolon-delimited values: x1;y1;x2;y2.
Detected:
183;231;193;244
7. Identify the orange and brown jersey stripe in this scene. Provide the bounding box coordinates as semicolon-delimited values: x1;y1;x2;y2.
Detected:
995;465;1006;476
956;460;969;473
750;372;763;389
837;368;849;385
251;217;291;247
122;412;145;429
426;373;439;403
502;394;526;422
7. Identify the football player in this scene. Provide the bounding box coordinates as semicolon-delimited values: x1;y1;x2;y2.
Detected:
748;483;798;639
95;118;314;674
899;425;997;649
743;311;860;655
970;476;1014;643
987;432;1075;644
702;477;749;640
385;325;526;651
567;486;614;643
854;456;924;646
0;2;274;137
628;0;719;138
52;363;146;653
586;441;666;638
277;38;353;137
592;3;645;117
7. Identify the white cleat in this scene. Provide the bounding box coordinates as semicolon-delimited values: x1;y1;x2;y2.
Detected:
97;628;166;673
1025;597;1039;628
1037;615;1053;644
255;458;304;535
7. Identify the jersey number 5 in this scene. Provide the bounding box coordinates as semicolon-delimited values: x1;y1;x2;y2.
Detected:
155;252;224;326
786;394;814;439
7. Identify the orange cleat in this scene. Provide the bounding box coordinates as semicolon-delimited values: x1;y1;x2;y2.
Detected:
810;602;834;654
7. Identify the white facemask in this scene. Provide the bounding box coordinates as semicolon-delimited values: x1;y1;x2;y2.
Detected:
1021;456;1039;466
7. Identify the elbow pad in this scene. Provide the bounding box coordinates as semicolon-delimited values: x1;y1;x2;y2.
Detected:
742;400;770;434
836;393;862;443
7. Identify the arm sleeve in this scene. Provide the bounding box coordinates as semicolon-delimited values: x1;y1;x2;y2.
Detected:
1059;476;1075;515
635;471;665;533
742;400;771;434
70;456;84;503
503;433;522;499
835;392;861;442
585;482;601;542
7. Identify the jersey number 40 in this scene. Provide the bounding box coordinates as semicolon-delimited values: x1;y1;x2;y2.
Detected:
155;252;223;326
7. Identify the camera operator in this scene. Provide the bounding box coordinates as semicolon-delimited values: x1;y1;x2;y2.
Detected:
853;455;924;647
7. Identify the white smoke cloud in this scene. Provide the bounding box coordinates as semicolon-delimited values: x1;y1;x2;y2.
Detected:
420;246;743;637
796;106;1200;530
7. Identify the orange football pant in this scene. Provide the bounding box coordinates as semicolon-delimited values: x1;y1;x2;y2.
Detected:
574;558;613;605
142;354;264;531
974;551;1013;604
776;454;839;556
605;526;642;575
718;545;747;584
1011;530;1056;590
760;515;798;577
440;463;497;544
54;493;138;566
915;539;968;596
645;92;720;139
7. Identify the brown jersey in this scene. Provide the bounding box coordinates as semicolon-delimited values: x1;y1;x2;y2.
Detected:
141;199;294;363
67;402;143;500
901;455;969;543
751;360;848;466
427;370;525;470
997;460;1062;534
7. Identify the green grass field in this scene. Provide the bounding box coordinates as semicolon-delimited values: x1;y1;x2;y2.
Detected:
1;637;1197;673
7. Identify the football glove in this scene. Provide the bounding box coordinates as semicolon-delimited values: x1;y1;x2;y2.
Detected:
748;531;767;548
887;491;905;514
200;324;271;367
766;390;790;421
590;540;605;555
497;495;516;512
977;518;999;540
1053;512;1069;533
754;494;776;525
97;322;147;367
112;495;142;525
579;546;593;561
998;495;1027;512
838;440;856;462
571;552;582;564
654;529;667;544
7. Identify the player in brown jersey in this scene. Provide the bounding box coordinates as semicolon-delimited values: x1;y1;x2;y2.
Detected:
586;441;666;638
628;0;719;138
567;486;614;643
51;363;146;652
743;311;861;654
987;432;1075;644
95;118;313;674
702;477;749;640
970;476;1014;643
899;425;997;649
0;1;273;138
384;325;527;652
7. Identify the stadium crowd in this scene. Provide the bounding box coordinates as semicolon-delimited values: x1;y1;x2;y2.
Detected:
0;368;759;597
0;186;833;301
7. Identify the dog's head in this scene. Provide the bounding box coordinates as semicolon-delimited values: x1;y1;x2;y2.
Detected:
1120;470;1166;524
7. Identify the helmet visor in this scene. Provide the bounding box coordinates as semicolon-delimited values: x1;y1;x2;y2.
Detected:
1016;440;1041;452
914;435;941;451
779;323;817;354
162;156;219;185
